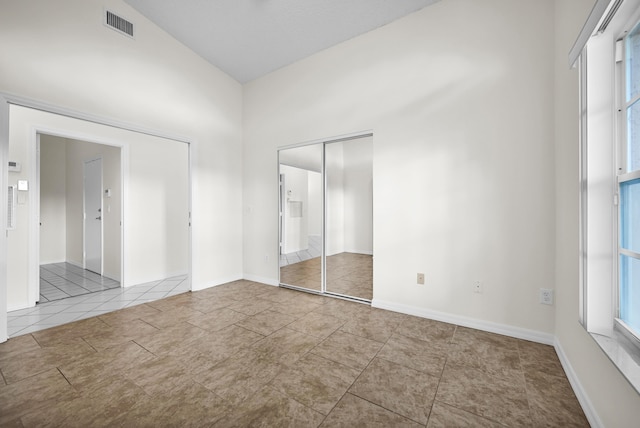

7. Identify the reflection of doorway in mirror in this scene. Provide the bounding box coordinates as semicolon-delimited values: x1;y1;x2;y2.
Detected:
278;143;323;292
279;165;321;267
278;133;372;300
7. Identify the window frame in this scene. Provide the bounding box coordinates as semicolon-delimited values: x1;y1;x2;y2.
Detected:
615;15;640;346
577;0;640;395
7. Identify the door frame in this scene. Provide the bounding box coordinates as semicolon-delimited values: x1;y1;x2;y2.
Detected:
83;157;103;275
1;94;194;342
14;97;193;308
33;130;127;304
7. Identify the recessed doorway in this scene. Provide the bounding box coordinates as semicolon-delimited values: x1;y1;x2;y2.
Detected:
38;134;123;302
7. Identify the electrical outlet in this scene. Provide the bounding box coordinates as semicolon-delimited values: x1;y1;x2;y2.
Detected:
540;288;554;305
474;281;483;294
417;273;425;285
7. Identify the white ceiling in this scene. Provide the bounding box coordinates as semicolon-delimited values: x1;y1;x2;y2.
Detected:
123;0;441;83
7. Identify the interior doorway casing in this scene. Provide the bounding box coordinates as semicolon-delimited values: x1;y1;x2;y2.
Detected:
0;94;195;342
31;128;129;305
0;95;10;342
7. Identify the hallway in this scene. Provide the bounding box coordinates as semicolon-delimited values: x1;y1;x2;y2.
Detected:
39;263;120;302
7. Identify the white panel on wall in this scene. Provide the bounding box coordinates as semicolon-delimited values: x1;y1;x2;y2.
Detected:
7;186;16;230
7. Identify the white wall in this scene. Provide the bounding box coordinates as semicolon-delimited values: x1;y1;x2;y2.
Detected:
325;143;345;256
39;135;67;264
0;0;243;310
127;133;189;284
244;0;556;334
554;0;640;426
281;165;309;254
342;137;373;255
307;171;322;237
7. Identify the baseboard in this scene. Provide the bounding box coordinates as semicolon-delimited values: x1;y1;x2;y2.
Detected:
371;298;555;345
39;258;66;265
123;270;190;288
243;274;278;286
8;302;35;313
164;270;189;280
554;339;603;428
344;249;374;256
191;273;244;292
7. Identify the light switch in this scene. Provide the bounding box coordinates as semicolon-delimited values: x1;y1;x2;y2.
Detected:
17;180;28;191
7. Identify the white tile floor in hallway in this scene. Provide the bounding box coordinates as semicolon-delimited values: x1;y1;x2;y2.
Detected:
7;275;190;337
39;262;120;302
280;235;322;267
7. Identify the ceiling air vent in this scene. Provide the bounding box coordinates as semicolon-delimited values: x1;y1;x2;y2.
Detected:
105;10;134;38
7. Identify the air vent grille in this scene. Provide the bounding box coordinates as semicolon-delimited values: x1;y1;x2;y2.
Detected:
105;10;134;38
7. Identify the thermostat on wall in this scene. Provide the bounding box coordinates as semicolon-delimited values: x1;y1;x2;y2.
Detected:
8;161;21;172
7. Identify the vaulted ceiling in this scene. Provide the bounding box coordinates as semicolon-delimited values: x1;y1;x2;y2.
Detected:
124;0;441;83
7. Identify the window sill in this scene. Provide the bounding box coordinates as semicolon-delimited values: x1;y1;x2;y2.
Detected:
591;330;640;394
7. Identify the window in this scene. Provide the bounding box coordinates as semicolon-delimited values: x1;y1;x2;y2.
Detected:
618;21;640;337
575;0;640;394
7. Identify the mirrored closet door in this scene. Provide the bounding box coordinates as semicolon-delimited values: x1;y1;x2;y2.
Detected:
325;136;373;300
278;144;323;292
278;134;373;302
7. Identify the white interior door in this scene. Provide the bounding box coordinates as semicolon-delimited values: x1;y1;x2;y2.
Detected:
84;158;102;274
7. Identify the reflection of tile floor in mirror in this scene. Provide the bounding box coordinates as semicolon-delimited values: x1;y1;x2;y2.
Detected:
279;252;372;300
279;236;322;267
0;280;589;426
326;253;373;300
280;255;322;291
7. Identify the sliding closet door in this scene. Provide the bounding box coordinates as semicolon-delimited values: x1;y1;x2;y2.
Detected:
278;144;323;292
325;136;373;300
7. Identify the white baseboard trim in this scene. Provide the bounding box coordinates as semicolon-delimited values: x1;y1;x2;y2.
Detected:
39;259;66;265
344;249;374;256
123;270;190;288
371;299;555;345
372;298;603;424
191;273;244;292
243;274;278;286
554;339;603;428
8;302;35;313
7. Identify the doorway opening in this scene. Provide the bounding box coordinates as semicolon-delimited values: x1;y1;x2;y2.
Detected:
38;134;122;302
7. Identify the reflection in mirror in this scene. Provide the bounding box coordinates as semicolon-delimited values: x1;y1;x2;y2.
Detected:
279;144;323;292
325;136;373;300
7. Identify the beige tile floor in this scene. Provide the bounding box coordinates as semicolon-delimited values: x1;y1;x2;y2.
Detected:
0;280;589;427
280;252;373;300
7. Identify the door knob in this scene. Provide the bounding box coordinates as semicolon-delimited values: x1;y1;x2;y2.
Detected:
96;216;102;220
